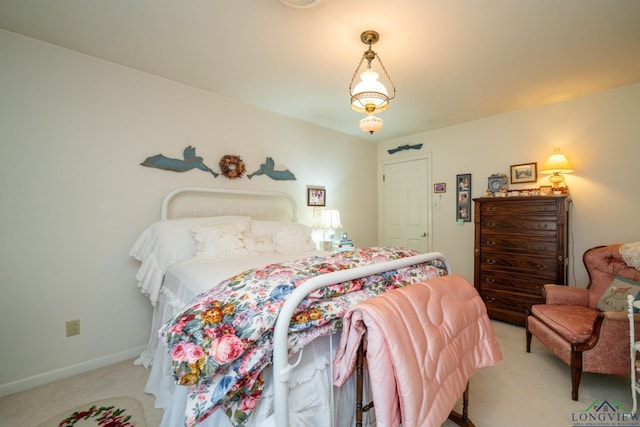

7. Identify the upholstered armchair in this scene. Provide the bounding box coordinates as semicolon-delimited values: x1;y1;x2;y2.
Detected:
526;243;640;400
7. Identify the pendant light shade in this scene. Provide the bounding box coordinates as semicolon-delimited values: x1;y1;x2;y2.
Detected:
359;115;383;134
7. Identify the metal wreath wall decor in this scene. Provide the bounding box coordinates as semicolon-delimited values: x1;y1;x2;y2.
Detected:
219;155;246;179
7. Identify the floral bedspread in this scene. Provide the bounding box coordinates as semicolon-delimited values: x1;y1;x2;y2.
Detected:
159;247;447;426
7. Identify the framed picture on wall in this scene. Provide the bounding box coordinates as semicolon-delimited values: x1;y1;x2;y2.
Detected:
307;186;326;207
456;174;471;222
510;162;537;184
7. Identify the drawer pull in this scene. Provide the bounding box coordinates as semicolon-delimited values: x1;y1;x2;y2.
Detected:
486;206;496;212
536;264;545;270
537;224;549;229
485;278;496;284
486;240;496;246
535;244;547;250
486;222;496;228
486;259;496;265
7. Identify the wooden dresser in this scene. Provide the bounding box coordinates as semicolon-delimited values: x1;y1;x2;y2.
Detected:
473;196;571;326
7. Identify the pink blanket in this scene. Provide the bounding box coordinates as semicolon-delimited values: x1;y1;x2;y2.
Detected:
333;274;502;427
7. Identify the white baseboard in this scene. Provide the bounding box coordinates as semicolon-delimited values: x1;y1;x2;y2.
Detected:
0;346;145;398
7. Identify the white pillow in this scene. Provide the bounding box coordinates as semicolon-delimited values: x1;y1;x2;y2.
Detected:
129;215;250;304
194;220;249;236
193;222;250;260
250;219;293;237
130;215;250;267
243;234;275;253
272;224;316;253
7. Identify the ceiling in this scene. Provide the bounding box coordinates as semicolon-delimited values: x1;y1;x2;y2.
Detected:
2;0;640;141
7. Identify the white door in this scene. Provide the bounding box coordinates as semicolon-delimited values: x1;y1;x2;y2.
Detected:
381;158;430;252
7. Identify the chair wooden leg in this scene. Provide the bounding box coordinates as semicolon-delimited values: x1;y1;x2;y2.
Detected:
526;327;532;353
571;349;583;401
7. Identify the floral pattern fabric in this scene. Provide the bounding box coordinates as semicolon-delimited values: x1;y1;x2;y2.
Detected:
159;247;447;426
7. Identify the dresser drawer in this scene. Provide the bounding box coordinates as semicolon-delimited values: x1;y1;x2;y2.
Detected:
480;289;542;325
479;288;542;310
480;217;558;234
479;201;560;217
477;271;546;297
477;234;557;254
482;302;530;326
478;252;557;276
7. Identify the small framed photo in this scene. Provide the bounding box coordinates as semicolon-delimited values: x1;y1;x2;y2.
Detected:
434;182;446;193
307;186;326;207
539;185;552;196
456;174;472;222
510;162;537;184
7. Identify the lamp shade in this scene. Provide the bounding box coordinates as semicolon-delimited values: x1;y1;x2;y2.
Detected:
540;149;574;175
351;69;390;114
321;209;342;229
359;115;383;134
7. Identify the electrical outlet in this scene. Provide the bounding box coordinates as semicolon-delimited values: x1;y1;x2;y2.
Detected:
66;319;80;337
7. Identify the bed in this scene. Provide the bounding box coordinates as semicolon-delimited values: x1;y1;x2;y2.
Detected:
130;187;454;426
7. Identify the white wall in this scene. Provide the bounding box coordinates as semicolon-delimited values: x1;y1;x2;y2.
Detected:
0;30;377;393
378;82;640;287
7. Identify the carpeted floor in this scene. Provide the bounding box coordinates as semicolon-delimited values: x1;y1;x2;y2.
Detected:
0;358;163;427
442;321;635;427
0;320;635;427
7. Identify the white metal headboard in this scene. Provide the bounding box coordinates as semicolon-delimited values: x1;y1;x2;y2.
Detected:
160;186;298;221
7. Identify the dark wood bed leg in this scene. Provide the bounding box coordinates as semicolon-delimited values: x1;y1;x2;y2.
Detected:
447;382;476;427
355;340;374;427
355;341;364;427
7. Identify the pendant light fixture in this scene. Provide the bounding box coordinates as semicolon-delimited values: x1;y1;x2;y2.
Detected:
349;30;396;135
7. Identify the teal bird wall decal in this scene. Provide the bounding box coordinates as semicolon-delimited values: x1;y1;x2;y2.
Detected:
248;157;296;180
141;146;219;177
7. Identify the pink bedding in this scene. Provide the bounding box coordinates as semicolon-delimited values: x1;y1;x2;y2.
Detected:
333;274;502;427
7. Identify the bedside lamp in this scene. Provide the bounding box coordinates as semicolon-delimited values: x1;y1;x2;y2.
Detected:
540;148;574;192
321;209;342;251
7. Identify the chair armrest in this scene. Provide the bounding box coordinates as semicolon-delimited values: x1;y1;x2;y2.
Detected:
575;311;637;354
601;311;631;322
543;284;589;306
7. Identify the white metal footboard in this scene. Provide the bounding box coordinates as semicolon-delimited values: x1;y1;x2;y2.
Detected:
272;252;452;426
